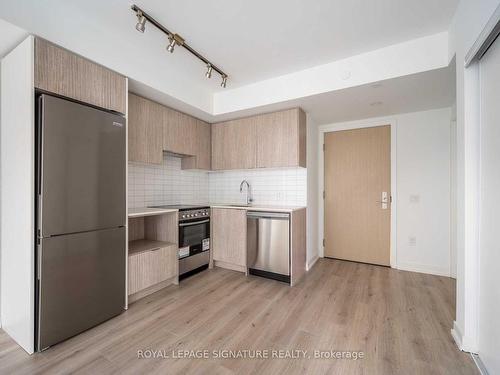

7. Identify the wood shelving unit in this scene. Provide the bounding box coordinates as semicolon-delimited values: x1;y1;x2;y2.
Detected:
127;211;179;304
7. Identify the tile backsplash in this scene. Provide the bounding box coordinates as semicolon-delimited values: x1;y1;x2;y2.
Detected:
209;168;307;206
128;155;209;209
128;155;307;208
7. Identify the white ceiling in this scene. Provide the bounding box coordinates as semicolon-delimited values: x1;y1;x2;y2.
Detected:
0;18;28;58
0;0;458;90
0;0;457;125
130;62;455;125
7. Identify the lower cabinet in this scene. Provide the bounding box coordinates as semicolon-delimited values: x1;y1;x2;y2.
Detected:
128;244;177;296
211;208;247;272
127;213;179;303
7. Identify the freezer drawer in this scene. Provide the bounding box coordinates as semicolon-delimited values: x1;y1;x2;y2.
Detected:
37;227;126;350
38;94;126;236
247;212;290;282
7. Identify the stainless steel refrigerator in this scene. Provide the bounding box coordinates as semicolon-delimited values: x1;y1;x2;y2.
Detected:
35;94;126;351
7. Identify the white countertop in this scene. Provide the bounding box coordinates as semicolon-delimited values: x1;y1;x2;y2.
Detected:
128;207;178;218
209;204;306;213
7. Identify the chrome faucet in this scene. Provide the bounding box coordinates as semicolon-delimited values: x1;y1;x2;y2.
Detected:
239;180;253;205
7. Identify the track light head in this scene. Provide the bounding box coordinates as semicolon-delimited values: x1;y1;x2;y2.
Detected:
167;37;176;53
205;64;213;79
221;75;228;88
135;11;146;33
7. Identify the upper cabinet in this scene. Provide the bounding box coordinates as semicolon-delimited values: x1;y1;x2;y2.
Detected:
211;108;306;170
256;108;306;168
34;38;126;115
128;94;163;164
211;117;257;170
181;119;211;170
163;108;197;156
128;94;211;169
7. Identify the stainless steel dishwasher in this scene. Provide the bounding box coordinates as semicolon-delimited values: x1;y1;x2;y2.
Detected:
247;211;290;283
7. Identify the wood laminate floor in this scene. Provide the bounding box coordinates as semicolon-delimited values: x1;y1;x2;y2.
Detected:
0;259;477;375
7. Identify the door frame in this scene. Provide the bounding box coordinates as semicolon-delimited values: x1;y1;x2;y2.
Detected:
318;117;398;268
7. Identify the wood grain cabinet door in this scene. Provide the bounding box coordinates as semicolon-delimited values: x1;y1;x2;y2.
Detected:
34;38;126;114
163;108;197;156
195;119;212;170
128;94;163;164
211;118;257;170
211;208;247;267
256;108;306;168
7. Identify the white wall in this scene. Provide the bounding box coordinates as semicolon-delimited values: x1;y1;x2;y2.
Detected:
0;18;30;330
318;107;452;277
395;108;451;276
448;0;500;354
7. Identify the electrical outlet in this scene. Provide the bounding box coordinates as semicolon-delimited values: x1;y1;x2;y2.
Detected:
408;236;417;246
409;194;420;203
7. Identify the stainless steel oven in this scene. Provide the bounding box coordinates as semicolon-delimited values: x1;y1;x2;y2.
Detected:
150;205;210;279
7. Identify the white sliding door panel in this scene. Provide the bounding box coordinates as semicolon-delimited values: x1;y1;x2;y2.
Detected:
478;35;500;374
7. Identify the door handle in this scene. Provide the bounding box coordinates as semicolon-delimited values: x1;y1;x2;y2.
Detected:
377;192;389;209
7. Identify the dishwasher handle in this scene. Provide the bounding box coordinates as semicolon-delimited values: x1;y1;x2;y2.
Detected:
247;211;290;220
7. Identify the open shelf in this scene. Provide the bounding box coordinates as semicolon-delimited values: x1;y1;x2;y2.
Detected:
128;239;176;256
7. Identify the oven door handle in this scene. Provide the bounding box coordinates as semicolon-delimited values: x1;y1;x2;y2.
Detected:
179;219;210;227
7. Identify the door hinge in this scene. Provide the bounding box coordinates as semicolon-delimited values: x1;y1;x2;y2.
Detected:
323;191;325;199
323;239;325;247
323;143;325;151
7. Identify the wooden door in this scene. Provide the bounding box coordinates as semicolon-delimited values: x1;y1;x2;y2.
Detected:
128;94;163;164
324;126;391;266
211;118;256;170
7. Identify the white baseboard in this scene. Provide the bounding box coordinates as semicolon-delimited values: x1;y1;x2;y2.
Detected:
472;354;490;375
307;255;319;271
396;261;450;277
451;321;463;350
452;320;478;354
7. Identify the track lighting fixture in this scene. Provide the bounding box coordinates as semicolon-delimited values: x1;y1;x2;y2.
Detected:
131;4;229;87
205;64;213;79
135;11;146;33
166;37;176;53
166;33;185;54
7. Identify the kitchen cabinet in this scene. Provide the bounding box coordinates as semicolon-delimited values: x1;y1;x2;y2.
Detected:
211;107;306;170
127;212;179;303
211;208;247;272
163;108;197;156
34;38;126;115
180;118;212;170
128;93;163;164
211;117;257;170
256;108;306;168
128;94;211;169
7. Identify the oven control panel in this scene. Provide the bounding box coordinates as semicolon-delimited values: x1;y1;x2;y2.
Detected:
179;208;210;221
